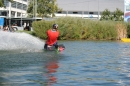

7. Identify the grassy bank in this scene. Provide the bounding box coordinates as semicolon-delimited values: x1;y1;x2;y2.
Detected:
32;17;128;40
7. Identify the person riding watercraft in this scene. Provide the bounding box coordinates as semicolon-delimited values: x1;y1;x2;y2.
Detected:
44;24;60;50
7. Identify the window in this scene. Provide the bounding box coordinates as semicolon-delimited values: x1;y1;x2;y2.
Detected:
23;0;27;2
57;11;62;13
23;4;27;10
11;1;16;8
89;12;93;14
84;11;89;14
17;12;21;17
1;11;7;16
4;0;8;7
73;12;78;14
17;2;22;9
11;11;15;17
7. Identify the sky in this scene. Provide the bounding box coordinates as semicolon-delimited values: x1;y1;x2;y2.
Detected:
56;0;124;12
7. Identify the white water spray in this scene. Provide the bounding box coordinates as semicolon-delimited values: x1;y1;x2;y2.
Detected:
0;31;45;51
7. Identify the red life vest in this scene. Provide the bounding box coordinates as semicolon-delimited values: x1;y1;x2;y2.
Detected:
46;29;59;45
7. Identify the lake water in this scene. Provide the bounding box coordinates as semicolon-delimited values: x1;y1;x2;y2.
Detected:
0;31;130;86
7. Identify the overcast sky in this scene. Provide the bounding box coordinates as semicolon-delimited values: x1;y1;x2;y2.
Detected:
56;0;124;12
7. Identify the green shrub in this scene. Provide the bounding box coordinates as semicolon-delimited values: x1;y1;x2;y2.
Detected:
32;17;127;40
32;20;53;39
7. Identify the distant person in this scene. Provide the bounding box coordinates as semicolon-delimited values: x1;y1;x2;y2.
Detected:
23;22;26;30
27;22;31;31
3;25;9;31
27;22;29;27
44;24;60;50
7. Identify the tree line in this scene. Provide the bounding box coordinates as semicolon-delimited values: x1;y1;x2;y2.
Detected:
0;0;124;21
0;0;60;18
0;0;13;7
100;8;124;21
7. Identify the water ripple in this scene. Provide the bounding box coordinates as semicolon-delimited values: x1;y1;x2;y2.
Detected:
0;41;130;86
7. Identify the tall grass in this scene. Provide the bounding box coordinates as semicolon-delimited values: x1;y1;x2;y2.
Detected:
32;17;127;40
32;20;53;39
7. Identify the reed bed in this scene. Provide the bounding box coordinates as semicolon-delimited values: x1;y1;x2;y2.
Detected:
32;17;128;40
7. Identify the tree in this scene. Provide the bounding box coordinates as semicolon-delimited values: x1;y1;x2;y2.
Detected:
27;0;34;17
27;0;61;18
100;9;111;20
100;8;124;21
0;0;4;7
113;8;124;21
0;0;13;7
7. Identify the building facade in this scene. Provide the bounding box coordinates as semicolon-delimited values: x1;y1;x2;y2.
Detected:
0;0;29;18
56;0;124;19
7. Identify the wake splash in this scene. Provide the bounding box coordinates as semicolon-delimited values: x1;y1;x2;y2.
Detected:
0;31;45;52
